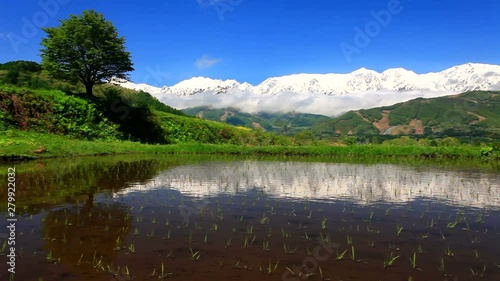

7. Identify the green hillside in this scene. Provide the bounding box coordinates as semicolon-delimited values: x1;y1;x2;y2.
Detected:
0;61;292;147
312;91;500;140
182;106;331;135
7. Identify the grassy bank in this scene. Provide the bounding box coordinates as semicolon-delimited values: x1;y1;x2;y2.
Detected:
1;129;497;161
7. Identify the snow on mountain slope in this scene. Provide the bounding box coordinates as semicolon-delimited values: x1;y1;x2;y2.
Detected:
110;63;500;97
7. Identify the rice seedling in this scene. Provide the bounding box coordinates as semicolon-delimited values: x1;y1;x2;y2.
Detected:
64;217;73;226
303;231;311;241
396;224;404;237
408;252;420;270
243;236;256;248
306;247;312;256
321;218;327;230
265;260;280;275
474;249;480;259
157;261;174;279
427;218;435;228
284;266;298;277
260;213;269;224
437;257;446;276
364;211;375;223
444;246;454;257
335;249;348;261
470;264;487;278
281;228;291;238
383;252;400;268
147;228;156;238
76;253;84;266
346;235;353;245
124;265;134;280
439;231;446;240
472;236;480;244
247;224;254;235
114;237;123;251
225;236;232;248
107;264;120;276
91;251;103;270
128;243;135;254
475;212;483;224
307;210;312;219
233;260;242;269
416;244;424;254
188;230;194;243
388;242;399;252
351;246;361;263
262;239;270;251
320;232;330;243
248;235;257;247
283;243;299;254
189;248;201;261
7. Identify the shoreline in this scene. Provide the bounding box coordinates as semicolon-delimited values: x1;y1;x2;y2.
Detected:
1;130;497;162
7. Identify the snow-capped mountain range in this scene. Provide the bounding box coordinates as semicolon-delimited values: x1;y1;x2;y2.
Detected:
110;63;500;97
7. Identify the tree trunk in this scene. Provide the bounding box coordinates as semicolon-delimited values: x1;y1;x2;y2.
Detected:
85;83;94;96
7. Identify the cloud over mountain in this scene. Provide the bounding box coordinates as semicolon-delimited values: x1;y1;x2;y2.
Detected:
110;63;500;116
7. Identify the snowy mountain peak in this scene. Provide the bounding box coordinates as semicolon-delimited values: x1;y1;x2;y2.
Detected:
352;67;378;75
110;63;500;97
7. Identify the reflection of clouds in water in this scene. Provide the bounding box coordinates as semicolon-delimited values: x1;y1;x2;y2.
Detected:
158;90;453;116
115;162;500;208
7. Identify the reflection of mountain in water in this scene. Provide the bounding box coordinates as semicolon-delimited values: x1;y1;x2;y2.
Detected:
114;161;500;208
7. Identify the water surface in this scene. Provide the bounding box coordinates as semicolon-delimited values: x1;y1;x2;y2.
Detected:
0;155;499;281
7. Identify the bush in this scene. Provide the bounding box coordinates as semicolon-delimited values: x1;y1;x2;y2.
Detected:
437;137;461;147
382;136;418;146
0;85;120;140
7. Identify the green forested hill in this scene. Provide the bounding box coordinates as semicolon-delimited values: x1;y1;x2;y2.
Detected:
312;91;500;139
182;106;331;135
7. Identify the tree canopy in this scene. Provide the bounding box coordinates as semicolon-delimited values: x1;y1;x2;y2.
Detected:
40;10;134;96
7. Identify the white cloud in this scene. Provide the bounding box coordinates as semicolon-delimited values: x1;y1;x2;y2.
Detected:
195;55;222;70
157;90;455;116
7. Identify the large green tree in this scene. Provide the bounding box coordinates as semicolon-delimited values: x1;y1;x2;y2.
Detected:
40;10;134;96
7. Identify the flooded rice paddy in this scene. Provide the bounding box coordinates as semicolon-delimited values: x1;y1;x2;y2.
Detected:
0;155;499;281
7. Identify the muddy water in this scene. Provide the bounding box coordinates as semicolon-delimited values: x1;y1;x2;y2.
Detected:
0;156;499;281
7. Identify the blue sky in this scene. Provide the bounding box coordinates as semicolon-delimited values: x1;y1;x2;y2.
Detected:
1;0;499;86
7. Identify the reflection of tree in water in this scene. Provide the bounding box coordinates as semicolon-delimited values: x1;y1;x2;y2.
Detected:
42;199;131;270
1;159;168;212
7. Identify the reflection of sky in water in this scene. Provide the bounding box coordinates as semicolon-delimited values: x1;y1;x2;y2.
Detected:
113;161;500;208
